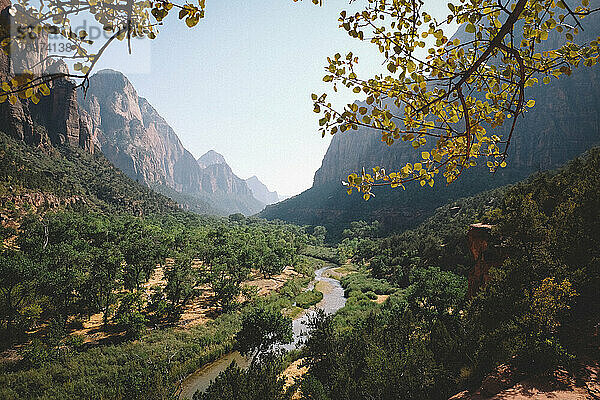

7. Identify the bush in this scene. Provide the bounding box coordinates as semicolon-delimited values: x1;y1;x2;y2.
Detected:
294;290;323;309
365;291;378;300
115;292;149;339
340;273;396;297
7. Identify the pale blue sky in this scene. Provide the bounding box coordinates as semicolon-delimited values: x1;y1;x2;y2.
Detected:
91;0;450;196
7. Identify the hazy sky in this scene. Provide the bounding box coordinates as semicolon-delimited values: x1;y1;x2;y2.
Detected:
91;0;450;196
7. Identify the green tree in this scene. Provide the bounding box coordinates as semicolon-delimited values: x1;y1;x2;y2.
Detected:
312;226;327;245
311;0;600;197
115;291;148;338
342;220;380;240
18;213;92;328
88;243;123;326
119;219;164;291
208;262;249;311
235;304;293;359
164;253;202;321
260;233;296;277
199;228;251;311
0;249;37;334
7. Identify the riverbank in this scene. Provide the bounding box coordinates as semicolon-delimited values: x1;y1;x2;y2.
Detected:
178;265;348;399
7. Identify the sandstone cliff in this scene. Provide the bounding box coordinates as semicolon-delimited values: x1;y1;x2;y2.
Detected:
79;70;204;193
0;0;93;152
245;176;279;205
197;150;226;168
78;70;264;215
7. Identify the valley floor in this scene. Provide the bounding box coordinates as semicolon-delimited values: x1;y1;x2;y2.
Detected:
0;263;307;363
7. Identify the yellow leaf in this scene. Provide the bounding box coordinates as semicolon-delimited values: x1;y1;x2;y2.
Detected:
527;99;535;108
421;151;430;159
186;15;199;27
40;84;50;96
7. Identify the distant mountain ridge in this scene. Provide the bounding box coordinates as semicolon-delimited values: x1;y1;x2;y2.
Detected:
245;176;279;205
259;14;600;238
78;69;264;216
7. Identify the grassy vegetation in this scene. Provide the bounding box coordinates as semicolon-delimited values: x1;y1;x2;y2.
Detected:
332;271;401;329
340;272;396;298
294;289;323;309
261;255;326;315
283;306;304;319
332;263;358;277
301;245;339;264
0;313;241;400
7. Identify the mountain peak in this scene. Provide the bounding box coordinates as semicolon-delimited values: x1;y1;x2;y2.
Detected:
91;69;131;87
197;150;227;168
95;68;124;76
245;176;279;205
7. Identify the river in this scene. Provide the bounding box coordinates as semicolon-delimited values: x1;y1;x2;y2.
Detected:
178;265;346;399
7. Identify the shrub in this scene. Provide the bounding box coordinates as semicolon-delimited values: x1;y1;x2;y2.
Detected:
294;290;323;309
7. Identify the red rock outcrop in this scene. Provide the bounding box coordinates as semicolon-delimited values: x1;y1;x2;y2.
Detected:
467;223;499;298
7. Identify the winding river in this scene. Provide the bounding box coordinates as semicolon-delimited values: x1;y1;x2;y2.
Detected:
178;265;346;399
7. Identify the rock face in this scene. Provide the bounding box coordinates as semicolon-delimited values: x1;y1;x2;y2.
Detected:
260;13;600;236
80;70;203;192
245;176;279;205
467;224;501;298
197;150;226;168
78;70;264;215
197;151;256;198
0;0;93;152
